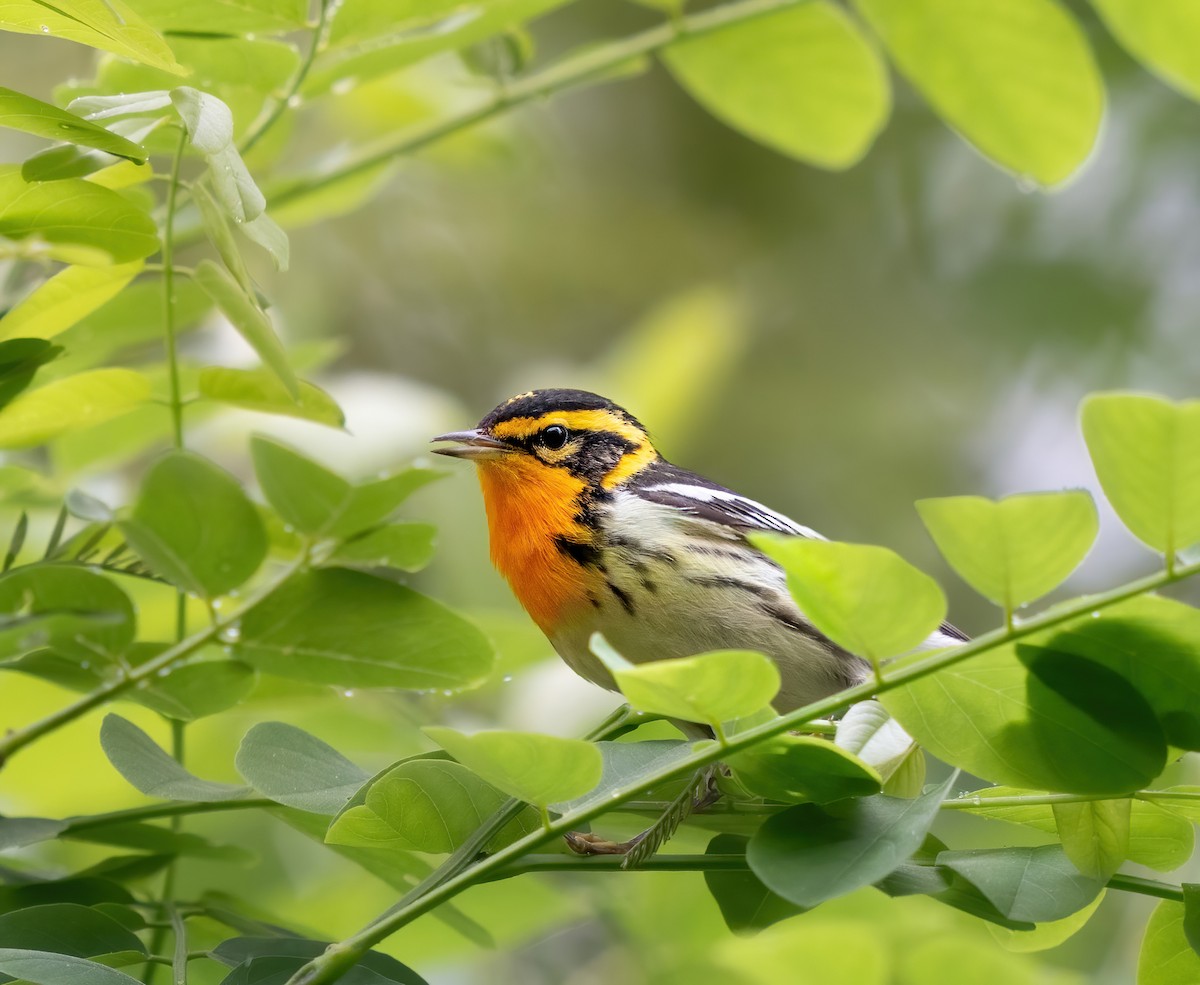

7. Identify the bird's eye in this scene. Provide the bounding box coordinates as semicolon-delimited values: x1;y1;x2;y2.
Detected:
541;425;569;450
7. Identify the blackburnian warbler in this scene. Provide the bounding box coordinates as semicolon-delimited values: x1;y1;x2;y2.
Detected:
432;388;966;716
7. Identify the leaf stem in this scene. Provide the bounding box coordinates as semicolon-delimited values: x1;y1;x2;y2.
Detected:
62;797;279;834
238;0;332;155
285;557;1200;985
269;0;808;212
169;905;188;985
162;127;188;450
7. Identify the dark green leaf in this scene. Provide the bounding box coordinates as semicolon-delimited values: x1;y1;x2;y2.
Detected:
0;339;60;411
0;88;146;161
0;904;145;958
1184;885;1200;958
65;822;251;862
703;833;804;934
250;435;350;534
121;451;267;598
0;167;159;265
211;939;427;985
746;774;954;908
0;565;133;663
551;740;692;814
327;523;435;573
99;714;248;802
937;845;1105;922
0;818;67;852
127;656;257;721
235;722;369;815
0;949;142;985
0;880;133;917
239;568;493;691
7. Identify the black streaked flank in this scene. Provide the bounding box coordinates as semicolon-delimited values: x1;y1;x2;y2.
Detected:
555;535;601;567
607;581;636;615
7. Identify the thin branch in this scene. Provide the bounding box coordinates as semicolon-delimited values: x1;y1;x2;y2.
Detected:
285;557;1200;985
62;798;278;834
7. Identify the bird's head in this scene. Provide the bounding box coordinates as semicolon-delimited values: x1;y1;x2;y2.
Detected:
431;388;658;490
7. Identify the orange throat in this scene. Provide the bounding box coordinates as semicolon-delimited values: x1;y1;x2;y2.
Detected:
476;458;598;634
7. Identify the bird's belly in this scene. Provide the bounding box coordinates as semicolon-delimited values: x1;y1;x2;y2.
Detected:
548;549;867;713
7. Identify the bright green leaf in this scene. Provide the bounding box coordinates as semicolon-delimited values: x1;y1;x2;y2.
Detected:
746;774;955;908
852;0;1104;186
988;890;1106;953
1138;900;1200;985
239;568;493;690
937;845;1105;922
99;714;248;801
1081;393;1200;558
0;167;159;265
610;649;780;730
0;263;143;343
250;435;349;533
0;565;133;664
0;949;142;985
235;722;369;815
199;368;343;429
0;88;146;161
1052;799;1130;879
422;727;603;809
1090;0;1200;102
121;451;267;597
327;524;435;573
194;260;297;398
344;759;538;853
729;734;882;804
125;0;305;33
916;491;1098;613
663;2;889;169
952;786;1192;873
0;369;150;448
753;536;946;663
716;914;889;985
0;0;183;75
1184;885;1200;958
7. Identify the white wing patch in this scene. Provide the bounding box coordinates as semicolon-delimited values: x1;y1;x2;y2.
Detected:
637;481;827;539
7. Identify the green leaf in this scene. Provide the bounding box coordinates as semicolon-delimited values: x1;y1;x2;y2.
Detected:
550;739;692;814
0;950;142;985
916;491;1098;613
1052;799;1130;879
0;339;60;411
1184;885;1200;958
127;657;257;721
99;714;248;801
607;648;780;730
835;699;920;783
852;0;1103;186
193;182;255;298
327;524;435;573
0;565;133;663
125;0;304;33
0;369;150;448
753;536;946;663
210;939;428;985
937;846;1105;923
194;260;297;398
65;821;251;862
745;774;955;908
199;368;343;429
1081;393;1200;558
0;0;182;75
0;816;67;851
729;734;882;804
327;759;538;853
251;436;442;537
241;213;289;271
422;727;603;809
0;167;159;264
120;451;267;598
239;568;493;690
0;881;133;918
883;635;1168;796
1089;0;1200;102
663;2;889;169
0;904;145;959
0;263;144;342
1138;900;1200;985
987;890;1106;953
0;88;146;162
702;833;804;934
235;722;369;815
953;786;1193;873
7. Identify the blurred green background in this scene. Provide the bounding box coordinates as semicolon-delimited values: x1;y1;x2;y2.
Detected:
2;1;1198;982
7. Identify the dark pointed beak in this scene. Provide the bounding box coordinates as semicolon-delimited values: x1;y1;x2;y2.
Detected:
430;429;513;460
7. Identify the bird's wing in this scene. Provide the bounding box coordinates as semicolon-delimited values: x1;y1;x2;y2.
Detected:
627;461;970;645
627;461;826;538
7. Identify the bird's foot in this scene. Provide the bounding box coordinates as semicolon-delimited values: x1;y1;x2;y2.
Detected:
564;830;647;856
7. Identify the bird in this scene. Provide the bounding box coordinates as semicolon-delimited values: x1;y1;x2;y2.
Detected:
431;388;967;718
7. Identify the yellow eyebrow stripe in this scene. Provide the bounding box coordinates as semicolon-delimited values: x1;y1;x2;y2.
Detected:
491;409;645;444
